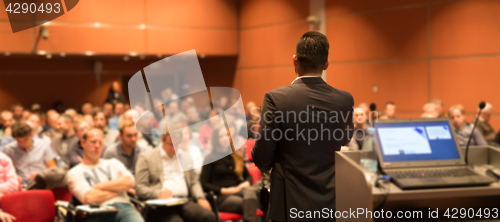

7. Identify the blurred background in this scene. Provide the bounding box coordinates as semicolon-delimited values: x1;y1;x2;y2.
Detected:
0;0;499;128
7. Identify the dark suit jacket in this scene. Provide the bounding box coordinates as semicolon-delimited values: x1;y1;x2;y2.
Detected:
252;77;354;221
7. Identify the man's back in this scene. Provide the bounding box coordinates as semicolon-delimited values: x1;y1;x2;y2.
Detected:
253;77;354;221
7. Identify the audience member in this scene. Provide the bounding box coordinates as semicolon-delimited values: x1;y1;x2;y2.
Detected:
81;102;93;116
200;126;258;222
198;113;219;150
421;103;439;118
475;103;497;145
161;88;178;104
122;110;154;150
3;122;56;181
106;81;126;105
66;128;143;222
26;113;51;144
83;114;94;128
432;99;445;118
51;114;78;167
67;120;90;168
42;111;61;140
245;101;257;120
384;101;396;119
93;111;119;147
64;109;79;122
135;131;215;222
348;108;368;150
109;103;125;130
103;102;113;121
186;106;202;133
0;111;14;140
177;126;204;174
449;105;488;146
11;104;23;122
21;110;31;121
103;120;145;175
0;152;19;198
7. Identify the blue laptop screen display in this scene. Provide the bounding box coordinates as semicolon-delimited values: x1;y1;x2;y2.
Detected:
375;121;461;162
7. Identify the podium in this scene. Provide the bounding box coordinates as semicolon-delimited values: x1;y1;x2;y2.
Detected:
336;146;500;221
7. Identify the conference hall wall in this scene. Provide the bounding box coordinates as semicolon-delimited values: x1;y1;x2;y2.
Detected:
233;0;500;130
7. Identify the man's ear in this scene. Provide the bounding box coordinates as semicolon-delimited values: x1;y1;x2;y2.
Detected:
293;54;298;67
323;59;329;70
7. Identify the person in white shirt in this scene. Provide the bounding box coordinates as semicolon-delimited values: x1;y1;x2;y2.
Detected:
135;130;215;222
66;128;144;222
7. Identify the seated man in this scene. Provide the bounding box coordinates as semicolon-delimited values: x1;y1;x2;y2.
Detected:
0;111;14;141
3;122;56;182
0;152;19;198
135;131;215;222
51;114;78;167
475;103;497;145
347;107;368;150
66;128;143;222
67;120;90;168
103;120;145;175
93;111;119;147
449;105;488;146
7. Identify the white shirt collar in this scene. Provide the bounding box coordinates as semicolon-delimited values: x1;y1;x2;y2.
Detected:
291;75;322;84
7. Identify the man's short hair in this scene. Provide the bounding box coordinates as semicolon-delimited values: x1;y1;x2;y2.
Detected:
448;105;465;115
11;122;32;138
431;99;443;106
423;103;436;112
118;119;135;135
385;101;395;108
11;104;23;111
73;119;85;132
82;128;104;141
296;31;329;73
60;114;73;123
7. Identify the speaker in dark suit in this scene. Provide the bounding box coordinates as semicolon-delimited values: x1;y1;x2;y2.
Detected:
252;31;354;222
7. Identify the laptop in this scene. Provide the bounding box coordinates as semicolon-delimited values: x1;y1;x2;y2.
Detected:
373;118;495;190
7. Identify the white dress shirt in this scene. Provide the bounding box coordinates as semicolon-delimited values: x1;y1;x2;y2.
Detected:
160;147;189;197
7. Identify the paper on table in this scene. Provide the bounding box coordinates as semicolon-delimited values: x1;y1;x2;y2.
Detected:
76;205;118;213
145;197;189;206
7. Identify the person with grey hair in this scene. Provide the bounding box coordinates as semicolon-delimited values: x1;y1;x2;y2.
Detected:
475;102;497;146
51;114;78;167
431;99;445;118
449;105;488;146
421;103;438;118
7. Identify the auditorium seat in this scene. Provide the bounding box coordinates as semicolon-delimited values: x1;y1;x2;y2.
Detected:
52;187;73;201
218;209;264;221
245;139;256;162
1;190;56;222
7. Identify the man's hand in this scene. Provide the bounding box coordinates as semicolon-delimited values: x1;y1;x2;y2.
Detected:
0;211;16;222
221;186;242;195
27;172;37;180
159;189;173;199
237;181;250;189
127;188;136;196
197;199;212;211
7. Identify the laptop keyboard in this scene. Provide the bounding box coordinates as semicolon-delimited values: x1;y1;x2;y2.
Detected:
389;168;478;179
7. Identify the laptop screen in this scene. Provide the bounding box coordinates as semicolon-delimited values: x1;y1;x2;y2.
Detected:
375;120;461;162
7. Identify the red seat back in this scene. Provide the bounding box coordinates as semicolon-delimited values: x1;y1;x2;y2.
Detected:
247;163;262;185
0;190;55;222
245;139;256;161
52;187;72;201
